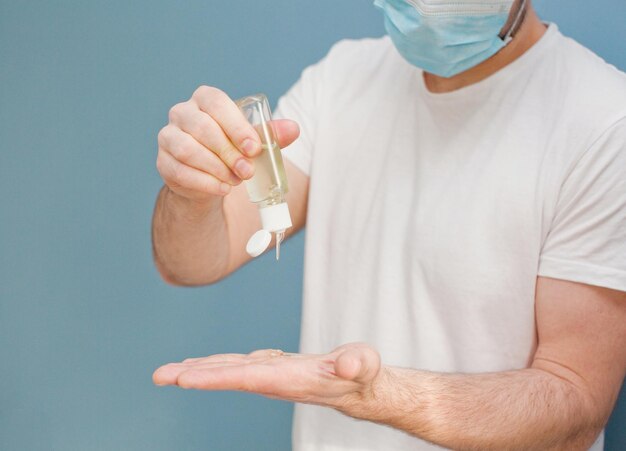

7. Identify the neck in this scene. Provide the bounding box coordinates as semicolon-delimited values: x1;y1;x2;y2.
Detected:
423;5;547;93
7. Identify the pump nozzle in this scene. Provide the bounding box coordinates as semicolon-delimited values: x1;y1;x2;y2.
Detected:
275;230;285;261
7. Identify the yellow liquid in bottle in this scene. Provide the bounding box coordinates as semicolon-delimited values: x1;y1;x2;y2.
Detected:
244;143;289;206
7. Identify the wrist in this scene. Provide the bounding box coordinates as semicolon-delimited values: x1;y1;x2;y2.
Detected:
348;366;426;430
339;366;396;423
163;185;224;220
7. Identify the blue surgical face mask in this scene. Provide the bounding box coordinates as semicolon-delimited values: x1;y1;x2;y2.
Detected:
374;0;516;78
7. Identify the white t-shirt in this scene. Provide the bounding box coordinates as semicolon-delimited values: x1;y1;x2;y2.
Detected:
275;24;626;451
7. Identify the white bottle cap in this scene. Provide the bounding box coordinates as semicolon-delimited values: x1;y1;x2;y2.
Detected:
245;202;292;258
259;202;292;233
246;229;272;258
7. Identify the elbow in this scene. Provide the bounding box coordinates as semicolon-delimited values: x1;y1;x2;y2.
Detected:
155;260;226;287
553;384;611;450
561;424;604;451
569;385;615;449
157;266;188;287
531;359;617;451
154;260;185;286
569;407;611;451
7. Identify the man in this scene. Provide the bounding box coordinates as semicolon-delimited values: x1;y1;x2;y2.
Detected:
151;0;626;449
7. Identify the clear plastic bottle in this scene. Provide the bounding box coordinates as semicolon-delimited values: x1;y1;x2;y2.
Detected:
236;93;292;260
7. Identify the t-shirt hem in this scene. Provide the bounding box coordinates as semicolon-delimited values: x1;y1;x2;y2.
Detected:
538;256;626;293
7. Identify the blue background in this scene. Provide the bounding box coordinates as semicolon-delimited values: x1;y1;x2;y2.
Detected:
0;0;624;449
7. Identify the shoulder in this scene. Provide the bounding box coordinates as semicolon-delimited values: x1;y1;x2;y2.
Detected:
307;35;400;83
548;27;626;128
285;35;410;113
324;35;395;64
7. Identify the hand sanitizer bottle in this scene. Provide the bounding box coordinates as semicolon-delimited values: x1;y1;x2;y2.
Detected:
236;93;292;260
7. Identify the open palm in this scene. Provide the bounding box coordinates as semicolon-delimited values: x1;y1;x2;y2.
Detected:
153;342;381;411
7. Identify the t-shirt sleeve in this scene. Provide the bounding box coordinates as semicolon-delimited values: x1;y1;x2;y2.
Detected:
538;117;626;292
274;40;345;175
272;59;326;176
272;38;376;176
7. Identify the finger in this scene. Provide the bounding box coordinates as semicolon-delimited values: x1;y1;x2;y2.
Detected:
154;358;250;386
176;363;278;393
152;361;242;385
181;350;285;371
271;119;300;149
157;149;231;196
168;102;254;181
334;345;381;383
182;353;247;364
177;361;253;373
153;363;189;386
191;86;262;157
246;349;285;360
159;124;241;185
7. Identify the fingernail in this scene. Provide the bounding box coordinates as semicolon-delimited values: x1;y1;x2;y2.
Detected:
228;173;242;185
220;182;231;195
241;138;259;156
234;159;254;179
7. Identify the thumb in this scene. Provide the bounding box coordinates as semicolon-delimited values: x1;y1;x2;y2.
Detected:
334;344;381;383
271;119;300;149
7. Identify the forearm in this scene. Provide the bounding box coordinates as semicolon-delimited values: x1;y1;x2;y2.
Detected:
353;366;603;451
151;185;230;285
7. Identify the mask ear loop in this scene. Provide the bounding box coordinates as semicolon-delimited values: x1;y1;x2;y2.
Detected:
499;0;528;44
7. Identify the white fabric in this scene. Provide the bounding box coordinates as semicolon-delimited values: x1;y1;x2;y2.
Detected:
274;24;626;451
